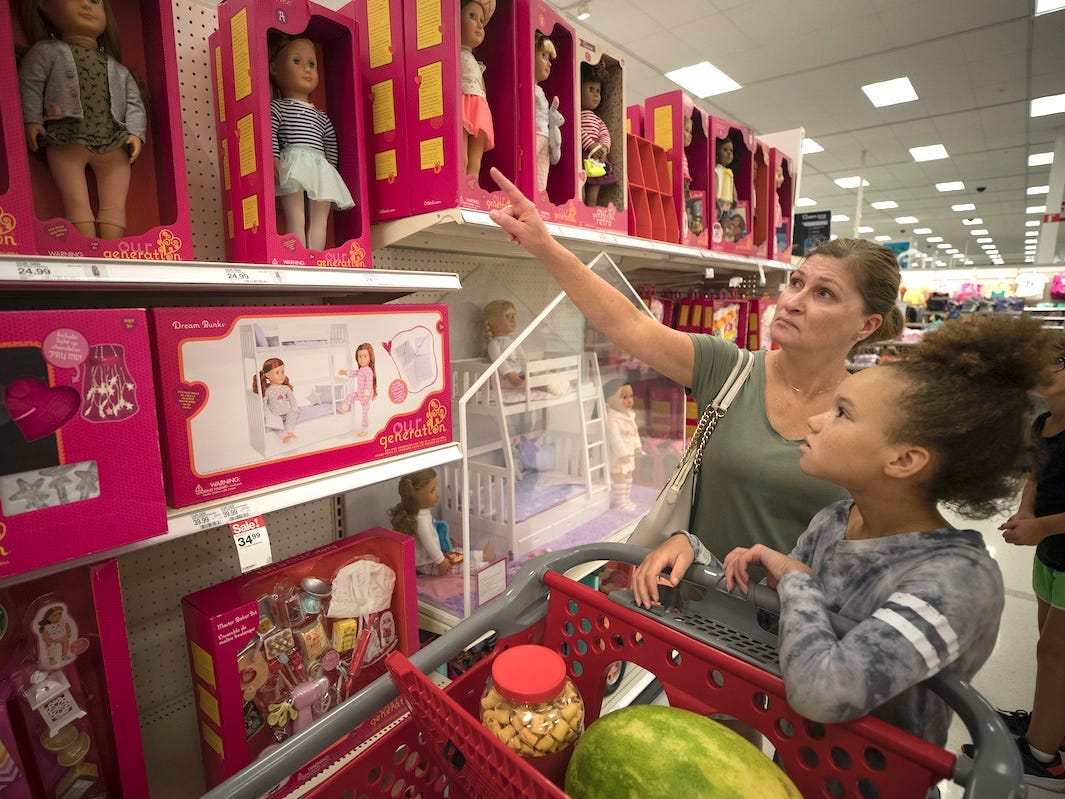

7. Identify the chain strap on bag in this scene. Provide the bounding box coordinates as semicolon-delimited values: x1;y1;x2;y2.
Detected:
627;347;754;547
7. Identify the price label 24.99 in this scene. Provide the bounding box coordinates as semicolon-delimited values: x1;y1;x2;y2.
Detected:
230;515;272;572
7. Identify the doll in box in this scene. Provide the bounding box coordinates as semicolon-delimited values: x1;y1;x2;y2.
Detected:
18;0;147;240
681;115;693;198
715;136;738;220
721;207;747;243
579;61;617;207
389;469;492;576
337;342;377;437
268;34;354;252
533;31;561;193
460;0;495;177
252;357;299;444
604;379;642;511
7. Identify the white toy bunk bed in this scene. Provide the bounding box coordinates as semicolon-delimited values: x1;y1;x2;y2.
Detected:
440;351;610;559
239;322;353;459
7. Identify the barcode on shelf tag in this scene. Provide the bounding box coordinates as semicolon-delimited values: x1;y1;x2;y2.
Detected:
230;515;272;573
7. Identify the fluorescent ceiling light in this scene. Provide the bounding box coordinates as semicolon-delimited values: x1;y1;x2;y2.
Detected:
937;243;951;249
1026;220;1040;227
1031;93;1065;118
951;203;977;212
1026;231;1039;237
913;227;932;234
936;181;965;192
927;236;944;242
970;229;989;235
874;235;892;241
801;138;824;155
946;249;959;254
964;259;973;265
861;76;918;108
909;144;949;162
981;244;997;249
935;260;946;266
665;61;741;99
835;176;870;189
1028;185;1050;195
858;225;874;234
895;216;919;224
976;237;993;243
1025;257;1036;262
831;214;850;222
1029;152;1054;167
1036;0;1065;15
870;200;898;210
795;197;817;207
962;218;983;225
829;234;839;241
576;1;591;20
1028;206;1047;214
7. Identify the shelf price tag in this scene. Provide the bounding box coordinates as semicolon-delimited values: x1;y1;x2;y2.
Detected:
230;515;272;573
7;261;107;282
223;267;280;285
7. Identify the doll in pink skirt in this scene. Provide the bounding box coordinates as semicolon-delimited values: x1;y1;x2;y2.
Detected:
461;0;495;177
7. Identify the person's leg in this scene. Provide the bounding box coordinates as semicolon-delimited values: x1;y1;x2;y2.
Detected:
1027;564;1065;756
45;145;96;237
90;148;132;239
279;192;307;247
305;198;331;252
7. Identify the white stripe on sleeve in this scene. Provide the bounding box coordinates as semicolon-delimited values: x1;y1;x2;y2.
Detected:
872;607;940;672
886;591;960;660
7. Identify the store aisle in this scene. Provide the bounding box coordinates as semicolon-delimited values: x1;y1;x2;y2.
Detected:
940;504;1058;798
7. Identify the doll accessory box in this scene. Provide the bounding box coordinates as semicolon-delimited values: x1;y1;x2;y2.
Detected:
182;528;418;789
0;309;167;580
150;304;452;508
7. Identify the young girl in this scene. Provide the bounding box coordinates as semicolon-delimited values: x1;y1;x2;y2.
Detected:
533;31;557;193
604;379;642;511
460;0;494;177
268;35;354;252
389;469;492;576
338;343;377;436
252;357;299;443
579;61;617;207
19;0;147;240
482;299;525;388
715;136;737;220
634;314;1059;749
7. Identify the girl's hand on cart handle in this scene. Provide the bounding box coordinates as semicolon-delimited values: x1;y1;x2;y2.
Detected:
632;536;695;609
722;545;812;593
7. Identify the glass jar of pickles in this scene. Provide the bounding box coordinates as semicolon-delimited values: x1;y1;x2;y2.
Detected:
480;645;583;784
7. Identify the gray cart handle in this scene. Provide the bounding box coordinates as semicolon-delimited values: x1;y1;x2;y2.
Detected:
201;542;1023;799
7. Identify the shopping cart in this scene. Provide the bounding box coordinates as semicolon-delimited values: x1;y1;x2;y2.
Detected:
201;543;1024;799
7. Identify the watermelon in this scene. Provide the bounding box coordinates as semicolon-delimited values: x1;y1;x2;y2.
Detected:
564;705;801;799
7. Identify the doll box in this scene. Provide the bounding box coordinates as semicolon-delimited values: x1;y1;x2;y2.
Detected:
573;35;626;233
7;0;193;260
355;0;411;222
213;0;372;266
0;560;147;799
749;139;771;259
399;0;516;215
708;116;756;256
769;147;794;264
149;304;452;508
0;7;36;254
181;528;418;790
514;0;580;224
0;309;167;580
644;90;709;248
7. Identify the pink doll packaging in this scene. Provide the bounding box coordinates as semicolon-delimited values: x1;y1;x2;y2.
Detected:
355;0;411;222
0;309;167;580
212;0;372;267
708;116;757;257
0;7;35;255
770;146;794;264
0;559;148;798
401;0;516;215
644;90;709;248
181;528;417;789
515;0;579;224
150;304;452;508
626;104;643;138
749;139;771;259
8;0;193;260
574;37;625;234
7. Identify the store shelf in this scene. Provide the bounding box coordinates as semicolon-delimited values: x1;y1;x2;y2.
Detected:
0;254;461;299
0;443;462;590
371;208;791;277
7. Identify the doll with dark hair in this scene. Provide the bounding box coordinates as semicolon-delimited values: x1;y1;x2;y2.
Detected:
715;136;738;220
579;61;617;207
18;0;147;240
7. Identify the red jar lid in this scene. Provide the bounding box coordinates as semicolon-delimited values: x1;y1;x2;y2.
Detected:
491;645;567;704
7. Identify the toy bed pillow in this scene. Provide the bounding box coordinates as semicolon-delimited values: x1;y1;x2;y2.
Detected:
263;412;285;431
305;384;337;405
253;323;268;348
515;434;556;473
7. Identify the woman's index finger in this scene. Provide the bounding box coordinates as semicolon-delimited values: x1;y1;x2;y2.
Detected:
489;167;522;198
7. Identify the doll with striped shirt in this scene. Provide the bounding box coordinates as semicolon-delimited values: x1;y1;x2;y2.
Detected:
579;61;617;207
268;35;353;252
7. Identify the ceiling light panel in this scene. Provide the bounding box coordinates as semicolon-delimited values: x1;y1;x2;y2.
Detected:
801;138;824;155
861;76;919;108
895;216;919;224
909;144;949;162
1028;206;1048;214
961;218;983;225
951;203;976;212
831;214;850;222
870;200;898;210
835;176;870;189
913;227;932;234
936;181;965;192
1031;93;1065;117
665;62;741;99
795;198;817;207
1029;152;1054;167
1028;186;1050;195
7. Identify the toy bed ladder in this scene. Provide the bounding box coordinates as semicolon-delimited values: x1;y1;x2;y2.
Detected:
579;352;608;495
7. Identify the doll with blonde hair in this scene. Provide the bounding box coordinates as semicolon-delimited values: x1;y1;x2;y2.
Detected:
338;342;377;436
268;34;354;252
604;379;643;511
252;357;298;443
533;31;560;193
19;0;147;240
482;299;525;388
460;0;495;177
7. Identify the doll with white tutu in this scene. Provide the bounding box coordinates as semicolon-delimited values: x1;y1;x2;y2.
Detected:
460;0;495;177
268;34;354;252
604;379;643;511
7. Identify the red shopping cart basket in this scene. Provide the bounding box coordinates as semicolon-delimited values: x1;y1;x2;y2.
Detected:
201;543;1023;799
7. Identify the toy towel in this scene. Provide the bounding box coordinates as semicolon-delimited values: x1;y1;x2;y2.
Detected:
328;558;396;618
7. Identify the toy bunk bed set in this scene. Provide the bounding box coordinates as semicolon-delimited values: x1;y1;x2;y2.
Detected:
198;543;1025;799
240;322;352;459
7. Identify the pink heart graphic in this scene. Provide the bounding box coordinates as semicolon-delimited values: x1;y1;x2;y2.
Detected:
3;377;80;441
174;383;207;418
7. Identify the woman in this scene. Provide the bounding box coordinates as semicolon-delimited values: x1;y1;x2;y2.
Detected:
486;167;904;589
